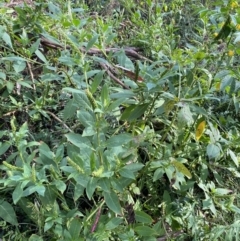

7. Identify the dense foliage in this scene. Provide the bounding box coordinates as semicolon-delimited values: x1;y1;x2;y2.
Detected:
0;0;240;240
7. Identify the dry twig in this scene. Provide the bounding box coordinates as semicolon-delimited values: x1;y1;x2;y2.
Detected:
27;62;36;91
99;63;130;89
46;111;72;132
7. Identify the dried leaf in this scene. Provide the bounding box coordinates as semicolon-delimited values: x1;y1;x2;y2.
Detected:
195;120;206;141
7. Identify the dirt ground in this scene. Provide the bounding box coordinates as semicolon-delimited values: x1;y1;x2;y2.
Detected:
4;0;33;7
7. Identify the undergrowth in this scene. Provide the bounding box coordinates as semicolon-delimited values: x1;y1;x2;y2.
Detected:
0;0;240;240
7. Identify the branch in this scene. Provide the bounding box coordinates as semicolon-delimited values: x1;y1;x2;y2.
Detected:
46;111;72;132
100;63;130;89
40;37;152;62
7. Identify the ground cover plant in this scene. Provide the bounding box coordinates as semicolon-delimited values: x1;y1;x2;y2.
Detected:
0;0;240;240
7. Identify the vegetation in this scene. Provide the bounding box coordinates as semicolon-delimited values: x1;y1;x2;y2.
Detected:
0;0;240;240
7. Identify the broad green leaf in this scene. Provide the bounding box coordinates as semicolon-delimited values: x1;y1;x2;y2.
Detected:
194;51;206;60
212;170;224;185
63;87;84;94
82;126;96;136
53;180;66;194
0;142;10;155
119;168;135;180
153;168;164;182
7;81;14;93
29;38;41;54
86;177;98;200
91;70;104;93
116;50;127;66
189;104;208;116
108;97;126;111
68;218;81;239
39;142;56;166
134;226;157;237
17;81;33;89
178;104;193;127
40;73;63;82
2;56;26;62
0;72;6;80
213;188;233;196
230;205;240;214
98;178;111;192
106;133;132;147
44;220;54;232
12;183;23;204
208;122;220;142
202;197;216;215
120;104;149;121
0;200;18;225
110;90;135;99
126;163;144;172
19;122;28;135
29;234;43;241
18;198;40;224
234;33;240;44
35;49;48;64
171;160;192;179
228;149;239;167
77;110;95;127
214;15;232;41
2;32;13;49
207;143;221;160
163;191;171;204
63;99;77;121
58;56;75;66
73;92;92;110
13;60;26;73
104;190;122;215
101;83;109;107
22;185;45;197
105;217;123;230
39;186;57;207
74;183;85;201
135;210;153;224
85;70;100;79
65;133;92;149
86;34;99;51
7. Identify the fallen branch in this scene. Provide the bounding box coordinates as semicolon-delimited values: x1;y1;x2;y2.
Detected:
100;63;130;89
27;62;36;91
46;111;72;132
40;37;152;62
157;231;184;241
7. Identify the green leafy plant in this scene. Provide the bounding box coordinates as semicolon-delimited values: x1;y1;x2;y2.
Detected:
0;0;240;240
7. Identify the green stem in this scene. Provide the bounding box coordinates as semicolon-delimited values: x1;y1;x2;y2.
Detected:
161;109;178;142
86;200;105;222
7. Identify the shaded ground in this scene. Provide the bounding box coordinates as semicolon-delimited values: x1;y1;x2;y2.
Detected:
4;0;33;7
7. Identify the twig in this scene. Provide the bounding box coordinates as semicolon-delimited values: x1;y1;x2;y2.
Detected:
27;62;36;91
40;37;65;50
85;47;153;62
40;37;152;62
157;231;184;241
100;63;130;89
46;111;72;132
2;110;17;117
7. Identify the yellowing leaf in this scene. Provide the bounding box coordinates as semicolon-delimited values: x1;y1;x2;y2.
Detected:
195;120;206;141
215;82;221;91
164;100;175;115
172;160;192;179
